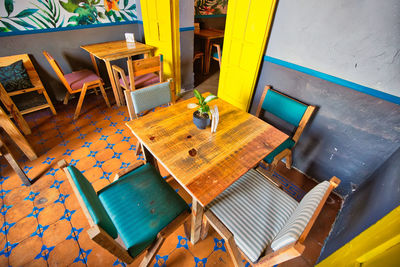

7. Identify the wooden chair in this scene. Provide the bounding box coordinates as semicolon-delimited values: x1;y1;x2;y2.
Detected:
58;158;190;266
256;86;315;171
43;51;110;120
210;43;222;68
205;169;340;266
112;55;163;105
124;79;175;155
0;54;57;135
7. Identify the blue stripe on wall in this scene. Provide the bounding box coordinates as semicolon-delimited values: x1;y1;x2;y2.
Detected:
180;26;195;32
264;56;400;105
0;20;142;37
195;14;226;18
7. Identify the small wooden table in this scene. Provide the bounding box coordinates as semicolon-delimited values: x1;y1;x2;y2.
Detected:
81;40;155;106
126;96;288;244
194;29;224;73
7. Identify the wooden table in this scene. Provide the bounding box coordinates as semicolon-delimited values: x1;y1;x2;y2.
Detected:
81;40;155;106
194;29;224;73
126;96;288;244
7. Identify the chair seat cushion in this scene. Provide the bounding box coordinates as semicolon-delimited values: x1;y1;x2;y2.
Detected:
64;69;102;91
263;138;295;164
120;73;159;89
98;163;189;258
0;60;33;92
207;169;298;263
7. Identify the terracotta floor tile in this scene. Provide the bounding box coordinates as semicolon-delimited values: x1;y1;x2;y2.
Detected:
4;186;31;206
48;239;80;266
101;158;122;173
206;249;233;267
5;200;33;223
30;175;55;193
70;147;90;160
92;179;111;192
95;149;114;162
119;150;138;165
7;215;38;244
42;219;72;247
1;173;25;191
23;258;48;267
75;157;96;172
37;203;65;226
58;179;74;196
0;237;6;266
113;141;132;154
34;187;60;209
63;191;81;211
86;245;117;267
8;236;43;266
82;167;103;184
106;134;124;145
70;209;90;230
89;140;108;152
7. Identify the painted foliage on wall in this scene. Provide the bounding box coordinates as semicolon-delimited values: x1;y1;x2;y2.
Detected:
0;0;137;34
195;0;228;15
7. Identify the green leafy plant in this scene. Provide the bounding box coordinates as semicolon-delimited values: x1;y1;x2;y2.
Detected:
193;89;217;117
0;0;38;32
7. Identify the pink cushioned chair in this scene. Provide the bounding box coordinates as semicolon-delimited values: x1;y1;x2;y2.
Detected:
43;51;110;120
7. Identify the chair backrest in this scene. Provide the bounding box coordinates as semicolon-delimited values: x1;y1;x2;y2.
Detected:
194;22;200;31
270;177;340;251
64;165;118;239
0;54;42;88
43;51;73;93
126;79;175;118
256;86;315;142
127;55;163;90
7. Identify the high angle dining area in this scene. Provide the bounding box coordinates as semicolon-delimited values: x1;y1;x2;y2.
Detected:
0;0;399;267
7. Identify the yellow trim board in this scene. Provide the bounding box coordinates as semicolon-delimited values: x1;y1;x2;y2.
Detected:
317;205;400;266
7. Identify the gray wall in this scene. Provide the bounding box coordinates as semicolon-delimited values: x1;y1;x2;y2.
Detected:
266;0;400;97
179;0;194;91
0;23;143;102
318;147;400;262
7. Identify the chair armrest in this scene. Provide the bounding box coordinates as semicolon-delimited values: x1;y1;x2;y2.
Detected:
271;148;291;166
113;160;145;182
82;80;102;91
257;242;305;266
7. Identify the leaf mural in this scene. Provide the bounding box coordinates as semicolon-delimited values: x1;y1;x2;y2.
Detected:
195;0;228;15
5;0;14;16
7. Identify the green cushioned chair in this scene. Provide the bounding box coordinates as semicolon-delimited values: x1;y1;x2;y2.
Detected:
210;44;222;68
59;159;190;266
255;86;315;171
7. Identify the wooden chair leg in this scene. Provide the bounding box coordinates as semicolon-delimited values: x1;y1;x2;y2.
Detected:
139;237;165;267
285;152;292;169
63;92;70;105
98;83;111;108
42;90;57;115
0;139;31;186
93;87;99;95
74;87;88;120
135;140;142;156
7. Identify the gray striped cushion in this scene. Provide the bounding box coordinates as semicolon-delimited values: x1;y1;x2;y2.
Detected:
130;80;171;114
270;181;330;251
207;169;298;263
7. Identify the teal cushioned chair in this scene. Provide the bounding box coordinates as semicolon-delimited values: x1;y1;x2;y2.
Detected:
255;86;315;170
59;160;190;266
210;44;222;68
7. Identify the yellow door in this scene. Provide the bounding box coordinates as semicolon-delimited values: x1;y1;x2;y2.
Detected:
140;0;181;94
317;205;400;267
218;0;277;111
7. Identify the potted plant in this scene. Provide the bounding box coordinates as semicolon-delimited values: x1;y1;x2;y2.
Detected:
192;89;218;129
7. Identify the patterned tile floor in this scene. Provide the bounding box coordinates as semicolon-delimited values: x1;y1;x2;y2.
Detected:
0;92;341;266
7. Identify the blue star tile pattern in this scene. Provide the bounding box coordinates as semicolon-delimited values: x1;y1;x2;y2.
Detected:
50;179;64;189
23;166;33;174
37;138;47;145
27;207;44;218
60;209;76;221
54;125;61;130
99;109;107;114
100;135;109;141
0;241;18;257
0;221;16;235
63;149;74;156
129;144;136;151
243;260;251;267
94;161;105;168
213;238;226;252
115;129;124;134
84;115;92;120
117;111;125;116
35;245;55;261
59;140;70;147
112;152;122;159
120;162;130;169
123;116;130;121
24;191;39;201
31;224;49;238
137;153;145;161
89;151;98;157
105;143;115;149
113;259;127;266
33;130;43;137
90;121;98;126
82;142;92;148
74;248;92;263
194;257;208;267
46;168;59;176
42;157;56;165
0;176;9;185
66;227;83;241
122;136;131;142
70;159;79;166
109;122;117;127
54;193;70;204
154;255;168;267
73;126;82;132
176;235;189;250
94;127;103;133
104;116;111;121
0;205;12;216
0;189;11;199
77;133;87;139
56;132;65;139
100;172;112;180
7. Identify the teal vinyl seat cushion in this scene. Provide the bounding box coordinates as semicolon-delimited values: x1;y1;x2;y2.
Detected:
98;163;189;258
263;138;295;164
212;52;220;59
129;80;171;114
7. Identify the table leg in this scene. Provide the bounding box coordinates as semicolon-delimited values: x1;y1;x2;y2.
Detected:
90;54;101;77
141;143;160;173
204;39;211;74
191;198;204;244
104;60;122;107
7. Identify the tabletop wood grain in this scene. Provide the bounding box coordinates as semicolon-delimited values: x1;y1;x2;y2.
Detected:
194;29;225;40
81;40;154;61
126;96;288;206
